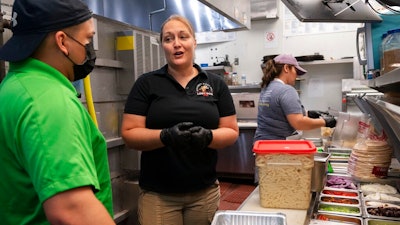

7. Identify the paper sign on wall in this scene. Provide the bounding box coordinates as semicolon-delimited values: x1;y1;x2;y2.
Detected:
264;31;278;49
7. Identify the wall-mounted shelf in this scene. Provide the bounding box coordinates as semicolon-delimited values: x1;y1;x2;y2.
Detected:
298;58;353;66
202;66;232;77
229;84;261;93
368;67;400;93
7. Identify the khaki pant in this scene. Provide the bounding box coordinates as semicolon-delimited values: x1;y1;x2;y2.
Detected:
138;182;220;225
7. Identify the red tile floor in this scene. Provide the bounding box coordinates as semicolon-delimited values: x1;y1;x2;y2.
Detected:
218;180;256;210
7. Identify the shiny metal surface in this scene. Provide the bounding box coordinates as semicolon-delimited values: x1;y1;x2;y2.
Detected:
250;0;278;20
311;153;331;192
231;92;259;120
84;0;250;32
281;0;382;23
305;192;319;225
212;210;287;225
216;128;256;180
80;15;144;224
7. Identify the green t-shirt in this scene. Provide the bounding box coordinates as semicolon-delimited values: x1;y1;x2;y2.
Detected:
0;58;113;224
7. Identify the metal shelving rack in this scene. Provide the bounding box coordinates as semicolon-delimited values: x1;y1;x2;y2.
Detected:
368;67;400;93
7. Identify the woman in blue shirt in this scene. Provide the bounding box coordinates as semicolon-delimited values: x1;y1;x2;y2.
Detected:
254;54;336;141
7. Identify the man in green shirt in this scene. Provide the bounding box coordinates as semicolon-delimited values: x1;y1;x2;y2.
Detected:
0;0;114;224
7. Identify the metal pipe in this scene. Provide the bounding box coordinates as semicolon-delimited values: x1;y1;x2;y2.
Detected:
149;0;167;31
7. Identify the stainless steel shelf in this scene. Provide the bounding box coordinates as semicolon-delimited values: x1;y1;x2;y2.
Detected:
229;84;261;93
368;67;400;93
298;58;353;66
354;96;400;163
106;137;124;149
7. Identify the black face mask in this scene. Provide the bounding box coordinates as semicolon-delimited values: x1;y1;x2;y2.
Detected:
64;33;96;81
72;41;96;81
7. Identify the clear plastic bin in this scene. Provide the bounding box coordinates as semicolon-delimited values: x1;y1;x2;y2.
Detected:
253;140;316;209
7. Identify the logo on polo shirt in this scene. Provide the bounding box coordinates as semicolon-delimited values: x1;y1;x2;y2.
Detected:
196;83;213;97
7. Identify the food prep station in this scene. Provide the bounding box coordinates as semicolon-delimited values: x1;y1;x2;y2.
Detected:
213;91;400;225
312;173;400;225
223;172;400;225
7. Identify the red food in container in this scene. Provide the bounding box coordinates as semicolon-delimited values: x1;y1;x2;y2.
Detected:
322;189;359;197
320;196;359;205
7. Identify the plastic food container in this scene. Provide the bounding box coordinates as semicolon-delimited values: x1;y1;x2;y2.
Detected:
253;140;316;209
211;210;287;225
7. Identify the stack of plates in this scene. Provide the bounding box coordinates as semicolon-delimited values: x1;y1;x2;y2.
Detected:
347;140;392;181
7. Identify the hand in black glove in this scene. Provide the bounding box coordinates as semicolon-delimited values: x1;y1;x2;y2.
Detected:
189;126;213;151
160;122;194;149
322;115;337;128
308;110;329;119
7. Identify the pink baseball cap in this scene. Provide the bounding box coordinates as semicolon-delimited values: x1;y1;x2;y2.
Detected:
274;54;307;76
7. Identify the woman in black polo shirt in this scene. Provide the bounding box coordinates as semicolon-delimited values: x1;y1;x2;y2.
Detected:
121;15;239;225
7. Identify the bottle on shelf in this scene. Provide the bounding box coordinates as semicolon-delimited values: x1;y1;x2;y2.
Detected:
231;72;239;85
225;72;233;85
241;74;246;86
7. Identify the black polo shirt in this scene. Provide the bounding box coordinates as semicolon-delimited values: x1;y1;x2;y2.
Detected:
124;64;236;193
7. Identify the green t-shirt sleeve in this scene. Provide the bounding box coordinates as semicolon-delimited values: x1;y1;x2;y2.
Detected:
18;87;100;203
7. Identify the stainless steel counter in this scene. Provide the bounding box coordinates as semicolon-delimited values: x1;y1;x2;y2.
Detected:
216;122;256;180
237;121;257;128
238;187;317;225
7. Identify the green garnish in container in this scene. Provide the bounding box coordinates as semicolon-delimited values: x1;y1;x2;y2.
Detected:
319;203;360;214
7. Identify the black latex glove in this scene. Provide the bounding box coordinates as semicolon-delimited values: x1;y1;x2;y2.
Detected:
160;122;194;149
308;110;329;119
322;115;337;128
189;126;213;150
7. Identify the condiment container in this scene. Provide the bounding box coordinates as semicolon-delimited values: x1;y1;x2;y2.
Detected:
318;203;362;216
312;152;331;192
365;218;400;225
253;140;316;209
360;182;398;196
364;201;400;220
325;173;358;191
315;213;362;225
320;196;360;206
321;189;360;199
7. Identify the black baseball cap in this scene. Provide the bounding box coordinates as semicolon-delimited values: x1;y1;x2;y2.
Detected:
0;0;92;62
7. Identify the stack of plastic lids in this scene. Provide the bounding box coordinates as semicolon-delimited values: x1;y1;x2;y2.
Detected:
347;140;392;181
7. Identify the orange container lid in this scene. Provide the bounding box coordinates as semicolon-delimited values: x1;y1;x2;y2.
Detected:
253;140;316;154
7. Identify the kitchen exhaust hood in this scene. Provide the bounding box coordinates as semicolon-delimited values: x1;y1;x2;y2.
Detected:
83;0;250;33
281;0;383;23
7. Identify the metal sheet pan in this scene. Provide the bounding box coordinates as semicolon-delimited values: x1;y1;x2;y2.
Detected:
211;210;287;225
